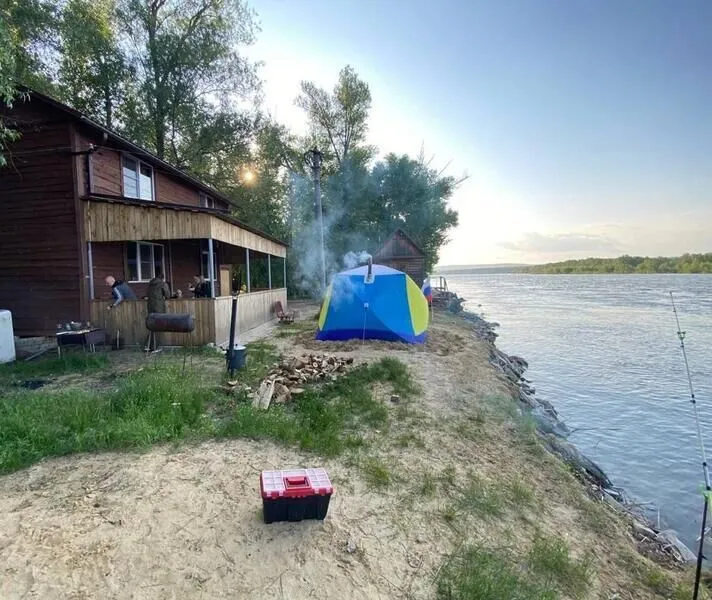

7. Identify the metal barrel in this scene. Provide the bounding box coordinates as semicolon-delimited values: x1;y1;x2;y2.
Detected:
145;313;195;333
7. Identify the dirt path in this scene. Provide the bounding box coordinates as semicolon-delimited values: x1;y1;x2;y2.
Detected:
0;314;685;599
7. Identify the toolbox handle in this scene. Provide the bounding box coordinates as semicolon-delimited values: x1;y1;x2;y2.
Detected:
285;476;309;487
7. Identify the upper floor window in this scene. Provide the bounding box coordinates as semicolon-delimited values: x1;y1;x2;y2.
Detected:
122;155;154;201
200;192;214;209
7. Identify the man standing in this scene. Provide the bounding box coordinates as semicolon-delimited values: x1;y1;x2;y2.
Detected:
105;275;136;310
146;270;171;351
147;270;171;314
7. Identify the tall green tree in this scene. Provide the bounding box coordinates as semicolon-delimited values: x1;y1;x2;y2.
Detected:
117;0;260;165
296;65;373;169
57;0;131;129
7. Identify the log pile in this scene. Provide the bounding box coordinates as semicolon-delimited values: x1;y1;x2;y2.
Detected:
252;354;354;409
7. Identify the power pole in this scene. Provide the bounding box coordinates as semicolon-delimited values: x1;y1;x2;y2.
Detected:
306;148;326;292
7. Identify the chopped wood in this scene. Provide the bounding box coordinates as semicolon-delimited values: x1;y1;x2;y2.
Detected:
252;353;354;408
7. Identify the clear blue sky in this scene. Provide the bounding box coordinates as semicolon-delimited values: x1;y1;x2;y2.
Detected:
248;0;712;265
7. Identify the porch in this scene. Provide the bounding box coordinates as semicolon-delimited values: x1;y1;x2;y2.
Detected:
89;290;287;347
83;197;288;346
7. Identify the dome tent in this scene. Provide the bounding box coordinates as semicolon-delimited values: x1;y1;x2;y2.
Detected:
316;264;429;343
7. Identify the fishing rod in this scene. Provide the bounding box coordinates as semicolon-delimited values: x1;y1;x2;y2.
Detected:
670;291;710;600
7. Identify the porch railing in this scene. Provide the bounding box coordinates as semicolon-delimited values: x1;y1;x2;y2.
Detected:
89;288;287;347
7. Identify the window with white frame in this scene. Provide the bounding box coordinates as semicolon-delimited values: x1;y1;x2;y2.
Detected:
200;243;217;284
122;155;154;201
200;192;214;209
127;242;165;282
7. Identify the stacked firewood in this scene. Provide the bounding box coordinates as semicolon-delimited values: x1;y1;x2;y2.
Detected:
252;354;354;409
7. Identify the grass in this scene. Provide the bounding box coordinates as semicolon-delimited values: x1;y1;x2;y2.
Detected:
456;475;536;520
361;457;392;488
0;347;417;473
436;535;592;600
0;353;109;384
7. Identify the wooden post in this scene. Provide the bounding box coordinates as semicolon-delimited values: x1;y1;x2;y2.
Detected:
246;248;251;293
87;241;94;300
283;257;287;289
208;238;215;298
268;254;272;290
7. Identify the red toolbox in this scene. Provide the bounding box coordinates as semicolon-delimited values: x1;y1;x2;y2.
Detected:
260;468;333;524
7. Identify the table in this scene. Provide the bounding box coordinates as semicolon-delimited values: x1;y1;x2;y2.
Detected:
56;329;106;357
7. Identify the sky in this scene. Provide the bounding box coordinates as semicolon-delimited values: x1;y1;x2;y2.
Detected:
246;0;712;265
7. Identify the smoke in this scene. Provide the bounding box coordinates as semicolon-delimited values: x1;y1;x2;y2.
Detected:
343;250;372;269
288;160;376;299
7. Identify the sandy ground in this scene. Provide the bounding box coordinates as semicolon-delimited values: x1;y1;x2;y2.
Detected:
0;311;680;599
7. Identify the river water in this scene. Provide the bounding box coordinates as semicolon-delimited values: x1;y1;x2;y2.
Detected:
443;273;712;550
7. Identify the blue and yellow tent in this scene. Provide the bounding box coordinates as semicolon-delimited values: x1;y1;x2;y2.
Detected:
316;264;429;343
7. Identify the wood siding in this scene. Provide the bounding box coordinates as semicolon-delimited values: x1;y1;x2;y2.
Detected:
89;289;287;347
380;257;426;287
0;106;81;335
84;201;287;258
90;147;122;196
155;171;201;206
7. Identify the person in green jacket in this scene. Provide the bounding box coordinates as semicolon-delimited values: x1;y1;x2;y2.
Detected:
145;270;171;351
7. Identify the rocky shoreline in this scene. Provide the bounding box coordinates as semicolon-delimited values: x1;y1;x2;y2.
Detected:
456;307;697;567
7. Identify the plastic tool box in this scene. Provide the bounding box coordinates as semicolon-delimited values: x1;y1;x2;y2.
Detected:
260;468;333;524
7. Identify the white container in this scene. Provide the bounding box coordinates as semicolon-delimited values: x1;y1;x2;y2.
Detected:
0;310;16;364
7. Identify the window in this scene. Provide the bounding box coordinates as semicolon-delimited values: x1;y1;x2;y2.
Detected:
127;242;164;282
200;241;217;283
200;193;215;209
122;155;154;201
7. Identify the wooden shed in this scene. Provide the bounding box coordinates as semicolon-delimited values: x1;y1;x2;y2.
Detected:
373;229;426;287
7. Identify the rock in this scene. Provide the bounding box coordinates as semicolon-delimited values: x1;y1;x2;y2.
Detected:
390;394;400;404
531;406;570;438
543;435;612;488
346;538;357;554
291;388;305;395
656;530;696;563
632;520;657;540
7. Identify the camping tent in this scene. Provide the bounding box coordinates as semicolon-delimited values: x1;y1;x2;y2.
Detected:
316;264;429;343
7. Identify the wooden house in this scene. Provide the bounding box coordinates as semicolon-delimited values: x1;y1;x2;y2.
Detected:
374;229;426;286
0;90;287;346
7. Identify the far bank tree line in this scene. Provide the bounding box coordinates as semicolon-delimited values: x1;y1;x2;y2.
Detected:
0;0;460;295
520;254;712;274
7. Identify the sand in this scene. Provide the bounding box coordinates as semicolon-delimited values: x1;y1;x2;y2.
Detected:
0;313;683;599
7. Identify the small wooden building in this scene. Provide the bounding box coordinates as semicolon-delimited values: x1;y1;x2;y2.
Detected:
0;89;288;346
374;229;426;287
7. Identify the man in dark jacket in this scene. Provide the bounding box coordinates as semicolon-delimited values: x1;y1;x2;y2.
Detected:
147;270;171;314
145;270;171;351
105;276;136;310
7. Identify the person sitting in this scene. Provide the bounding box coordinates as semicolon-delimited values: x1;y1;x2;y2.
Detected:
189;276;211;298
105;275;136;310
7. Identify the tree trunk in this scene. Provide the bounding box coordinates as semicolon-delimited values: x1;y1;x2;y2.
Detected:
147;3;166;159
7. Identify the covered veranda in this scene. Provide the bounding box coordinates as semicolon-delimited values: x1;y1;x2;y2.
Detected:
84;197;288;347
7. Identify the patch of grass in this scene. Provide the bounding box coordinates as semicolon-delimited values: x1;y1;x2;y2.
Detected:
439;466;457;489
220;356;414;456
437;536;592;600
579;498;614;535
0;353;109;384
272;321;316;338
361;457;391;488
395;431;426;448
0;347;417;472
514;415;545;457
454;475;536;521
528;535;592;598
0;364;210;473
458;476;507;519
436;546;556;600
418;472;437;496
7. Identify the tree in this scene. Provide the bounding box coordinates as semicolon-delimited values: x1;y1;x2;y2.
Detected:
0;10;20;167
117;0;260;165
296;65;373;168
57;0;132;129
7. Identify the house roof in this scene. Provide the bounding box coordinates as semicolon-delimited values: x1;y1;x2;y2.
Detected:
374;229;425;258
15;88;286;245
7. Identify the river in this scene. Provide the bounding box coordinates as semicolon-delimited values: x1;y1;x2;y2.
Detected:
442;273;712;550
